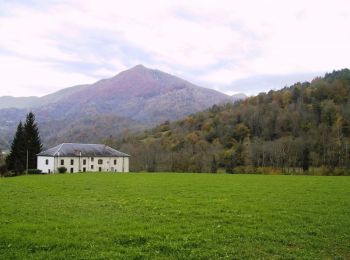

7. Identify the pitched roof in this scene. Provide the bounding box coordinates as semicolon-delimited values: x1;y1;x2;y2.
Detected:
37;143;130;157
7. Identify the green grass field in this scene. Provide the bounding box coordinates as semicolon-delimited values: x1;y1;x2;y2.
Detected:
0;173;349;259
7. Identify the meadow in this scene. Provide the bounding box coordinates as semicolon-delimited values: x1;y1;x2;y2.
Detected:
0;173;349;259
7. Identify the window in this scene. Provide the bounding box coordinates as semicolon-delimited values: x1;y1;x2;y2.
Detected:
70;168;74;173
60;159;64;165
99;167;102;172
98;159;103;165
114;159;117;165
83;159;86;165
91;157;94;162
91;165;94;170
45;159;49;165
70;159;74;165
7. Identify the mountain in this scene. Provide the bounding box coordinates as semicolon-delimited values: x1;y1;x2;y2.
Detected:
0;65;244;149
0;96;39;109
113;69;350;174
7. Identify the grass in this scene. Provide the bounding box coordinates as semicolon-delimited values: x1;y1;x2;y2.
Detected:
0;173;349;259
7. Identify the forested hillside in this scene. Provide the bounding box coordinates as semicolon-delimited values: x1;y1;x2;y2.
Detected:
112;69;350;175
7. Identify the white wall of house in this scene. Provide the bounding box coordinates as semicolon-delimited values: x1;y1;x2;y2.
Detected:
38;156;129;173
123;157;129;172
37;156;55;173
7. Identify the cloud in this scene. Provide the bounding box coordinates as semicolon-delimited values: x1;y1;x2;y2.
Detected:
0;54;97;97
0;0;349;96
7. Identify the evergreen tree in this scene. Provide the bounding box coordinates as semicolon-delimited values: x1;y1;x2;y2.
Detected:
24;112;42;169
6;122;26;174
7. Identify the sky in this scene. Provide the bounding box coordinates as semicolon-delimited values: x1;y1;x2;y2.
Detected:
0;0;349;97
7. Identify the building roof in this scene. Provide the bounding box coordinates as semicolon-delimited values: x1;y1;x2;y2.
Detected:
37;143;130;157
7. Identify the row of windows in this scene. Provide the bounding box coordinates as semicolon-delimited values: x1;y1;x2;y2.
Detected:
45;158;118;166
48;167;118;173
70;165;102;173
59;159;117;166
49;166;117;173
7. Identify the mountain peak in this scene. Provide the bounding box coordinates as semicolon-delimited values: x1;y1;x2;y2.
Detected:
131;64;147;70
0;65;241;149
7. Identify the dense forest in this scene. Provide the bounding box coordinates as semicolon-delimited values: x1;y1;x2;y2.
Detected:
109;69;350;175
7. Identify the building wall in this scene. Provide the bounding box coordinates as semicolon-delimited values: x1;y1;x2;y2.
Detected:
37;156;55;173
45;156;130;173
123;157;129;172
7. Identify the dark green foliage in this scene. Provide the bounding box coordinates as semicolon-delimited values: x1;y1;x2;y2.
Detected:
325;68;350;82
5;112;42;175
5;122;26;174
24;112;42;169
112;69;350;174
57;167;67;174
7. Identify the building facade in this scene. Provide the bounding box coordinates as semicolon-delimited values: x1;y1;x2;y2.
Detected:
37;143;130;173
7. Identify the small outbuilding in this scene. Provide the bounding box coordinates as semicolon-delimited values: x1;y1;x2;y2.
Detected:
37;143;130;173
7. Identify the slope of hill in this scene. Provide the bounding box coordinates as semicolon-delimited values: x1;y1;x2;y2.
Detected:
113;69;350;175
32;84;89;108
0;65;244;149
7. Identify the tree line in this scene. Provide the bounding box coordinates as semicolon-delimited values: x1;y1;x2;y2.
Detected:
109;69;350;175
1;112;42;176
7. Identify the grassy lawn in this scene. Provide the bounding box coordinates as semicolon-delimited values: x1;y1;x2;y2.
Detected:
0;173;349;259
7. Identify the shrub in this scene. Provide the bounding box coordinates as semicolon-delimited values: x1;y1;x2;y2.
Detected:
1;170;17;177
58;167;67;173
333;168;350;176
311;166;333;176
28;169;42;174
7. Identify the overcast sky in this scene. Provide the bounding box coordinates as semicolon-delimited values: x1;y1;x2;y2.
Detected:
0;0;349;97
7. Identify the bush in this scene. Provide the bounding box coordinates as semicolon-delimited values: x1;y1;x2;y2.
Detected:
332;168;350;176
28;169;42;174
1;170;17;178
58;167;67;173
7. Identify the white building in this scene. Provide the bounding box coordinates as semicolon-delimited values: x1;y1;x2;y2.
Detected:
37;143;130;173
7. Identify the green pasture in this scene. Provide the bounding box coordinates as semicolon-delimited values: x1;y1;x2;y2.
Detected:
0;173;349;259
